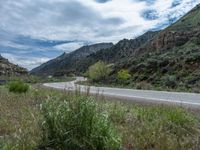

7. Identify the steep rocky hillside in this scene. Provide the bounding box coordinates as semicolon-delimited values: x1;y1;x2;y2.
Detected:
108;4;200;91
0;55;27;76
73;31;159;73
31;43;113;76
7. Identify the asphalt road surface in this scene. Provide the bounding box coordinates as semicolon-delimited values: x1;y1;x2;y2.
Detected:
44;77;200;107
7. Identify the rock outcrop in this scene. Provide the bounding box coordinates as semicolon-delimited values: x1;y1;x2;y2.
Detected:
134;29;198;56
0;55;27;76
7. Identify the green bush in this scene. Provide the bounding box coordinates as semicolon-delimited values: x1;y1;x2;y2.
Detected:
83;71;89;78
39;95;121;150
117;69;131;83
7;80;29;93
88;61;111;82
163;75;178;88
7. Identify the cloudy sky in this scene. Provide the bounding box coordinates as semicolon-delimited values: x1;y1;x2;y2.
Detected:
0;0;200;70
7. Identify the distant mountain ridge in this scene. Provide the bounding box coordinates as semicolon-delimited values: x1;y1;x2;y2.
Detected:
0;55;27;76
31;43;114;76
31;31;158;76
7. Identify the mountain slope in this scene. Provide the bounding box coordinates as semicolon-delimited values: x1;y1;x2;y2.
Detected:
31;31;159;76
0;55;27;76
168;4;200;31
133;4;200;56
108;4;200;91
31;43;113;76
73;31;159;73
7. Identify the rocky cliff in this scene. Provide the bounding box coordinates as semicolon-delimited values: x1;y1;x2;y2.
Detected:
0;55;27;76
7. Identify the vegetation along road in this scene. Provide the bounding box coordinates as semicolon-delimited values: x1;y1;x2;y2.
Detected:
44;77;200;107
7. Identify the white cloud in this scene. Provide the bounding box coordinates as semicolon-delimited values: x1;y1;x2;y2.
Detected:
54;41;87;52
1;0;199;42
0;0;200;70
150;0;200;25
1;53;51;70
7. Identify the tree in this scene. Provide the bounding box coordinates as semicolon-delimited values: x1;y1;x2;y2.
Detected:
88;61;111;82
117;69;131;83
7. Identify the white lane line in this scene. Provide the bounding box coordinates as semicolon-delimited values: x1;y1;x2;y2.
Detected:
101;92;200;106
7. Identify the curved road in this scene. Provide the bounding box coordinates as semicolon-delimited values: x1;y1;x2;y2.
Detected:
44;77;200;107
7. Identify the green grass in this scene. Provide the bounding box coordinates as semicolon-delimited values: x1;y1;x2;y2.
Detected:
0;75;75;84
0;86;200;149
0;86;43;149
39;95;121;150
108;103;200;149
26;75;76;83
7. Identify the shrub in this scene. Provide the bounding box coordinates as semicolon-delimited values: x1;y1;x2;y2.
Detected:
7;80;29;93
88;61;111;82
163;75;178;88
117;69;131;83
39;95;121;150
83;71;89;78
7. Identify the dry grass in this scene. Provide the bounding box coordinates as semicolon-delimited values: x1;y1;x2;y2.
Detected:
0;86;200;149
107;102;200;150
0;86;43;149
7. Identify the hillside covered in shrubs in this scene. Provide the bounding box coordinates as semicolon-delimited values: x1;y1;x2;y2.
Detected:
83;4;200;92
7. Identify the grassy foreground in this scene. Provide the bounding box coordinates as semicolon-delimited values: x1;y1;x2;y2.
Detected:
0;85;200;149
